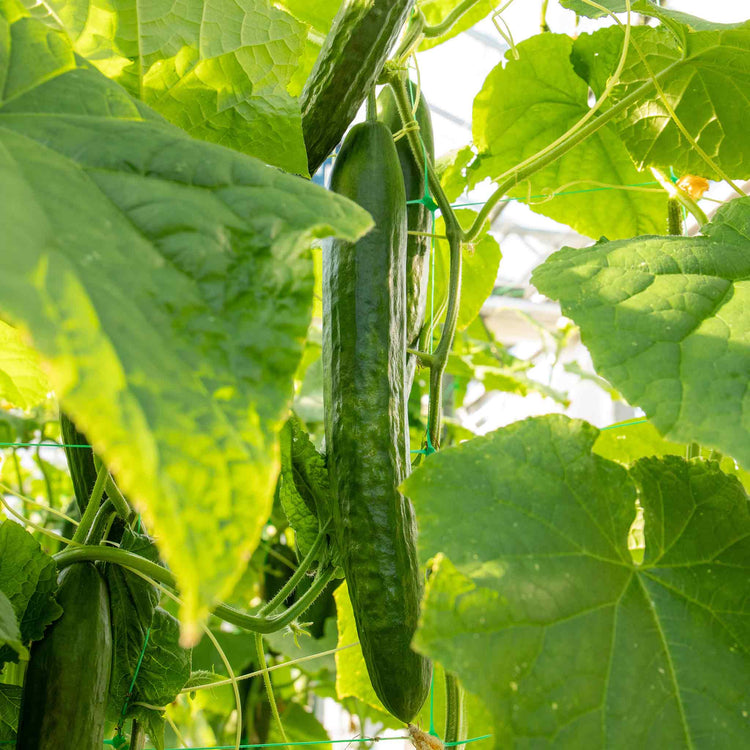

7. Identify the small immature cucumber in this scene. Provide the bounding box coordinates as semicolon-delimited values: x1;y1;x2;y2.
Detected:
301;0;415;174
323;118;432;722
16;563;112;750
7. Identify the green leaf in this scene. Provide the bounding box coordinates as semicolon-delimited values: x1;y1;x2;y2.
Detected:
0;684;21;742
130;705;166;750
404;415;750;748
32;0;311;173
432;209;501;332
436;145;474;202
471;33;667;239
418;0;497;51
0;520;62;667
105;529;161;721
276;0;340;34
595;419;750;492
573;22;750;179
129;607;192;710
0;321;49;410
532;196;750;468
0;591;27;661
0;9;372;630
268;702;331;750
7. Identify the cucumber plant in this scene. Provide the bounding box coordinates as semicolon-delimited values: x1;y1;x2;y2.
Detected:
0;0;748;748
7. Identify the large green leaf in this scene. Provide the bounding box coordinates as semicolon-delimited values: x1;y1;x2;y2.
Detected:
471;33;666;240
404;415;750;748
594;419;750;492
573;21;750;179
532;196;750;468
26;0;310;173
0;321;49;410
0;521;62;667
0;9;372;631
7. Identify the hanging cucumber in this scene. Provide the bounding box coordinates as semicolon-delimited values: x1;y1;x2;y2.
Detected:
301;0;415;174
323;115;432;722
377;81;435;391
16;563;112;749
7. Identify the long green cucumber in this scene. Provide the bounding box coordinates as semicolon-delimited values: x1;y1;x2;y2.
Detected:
377;81;435;390
323;119;431;722
301;0;415;174
16;563;112;749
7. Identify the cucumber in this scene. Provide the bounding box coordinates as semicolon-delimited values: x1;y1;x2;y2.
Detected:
377;82;435;390
323;119;432;722
301;0;415;174
16;563;112;750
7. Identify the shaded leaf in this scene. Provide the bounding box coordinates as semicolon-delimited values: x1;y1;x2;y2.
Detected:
432;209;501;333
0;8;372;629
0;520;62;667
405;415;750;748
594;419;750;492
0;591;27;661
471;33;667;239
0;684;21;742
0;321;49;411
105;529;161;721
532;196;750;468
268;702;331;750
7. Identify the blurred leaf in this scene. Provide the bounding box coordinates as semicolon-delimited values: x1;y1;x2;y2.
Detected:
0;322;49;411
471;34;667;239
0;6;372;629
533;196;750;468
268;702;330;750
405;415;750;748
432;209;501;333
0;520;62;667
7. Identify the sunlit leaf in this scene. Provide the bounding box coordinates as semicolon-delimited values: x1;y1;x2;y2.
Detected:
471;33;667;239
0;8;372;631
573;21;750;179
0;321;49;411
28;0;311;172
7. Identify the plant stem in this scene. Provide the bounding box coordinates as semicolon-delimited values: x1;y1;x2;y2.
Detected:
130;720;146;750
260;527;328;615
105;475;134;522
423;0;483;38
686;442;701;459
667;198;683;235
367;89;378;122
540;0;550;32
70;463;108;544
54;545;336;634
255;633;289;750
85;499;116;545
394;11;425;61
444;672;466;750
